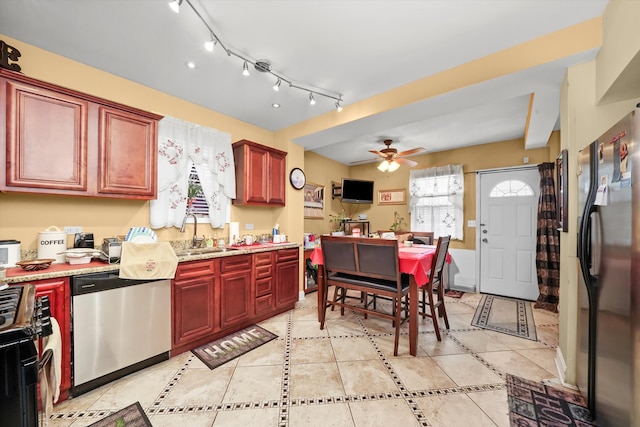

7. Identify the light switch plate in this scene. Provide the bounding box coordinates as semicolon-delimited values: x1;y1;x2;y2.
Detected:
467;220;476;227
245;223;254;230
64;226;83;234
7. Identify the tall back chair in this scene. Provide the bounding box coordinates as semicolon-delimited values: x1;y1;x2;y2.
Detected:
419;235;451;341
319;236;410;356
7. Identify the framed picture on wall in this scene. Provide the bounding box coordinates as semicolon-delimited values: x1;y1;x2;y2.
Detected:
377;189;406;205
303;183;324;219
556;149;568;232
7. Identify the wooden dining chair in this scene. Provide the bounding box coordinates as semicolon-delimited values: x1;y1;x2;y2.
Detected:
419;235;451;341
409;231;434;245
320;236;410;356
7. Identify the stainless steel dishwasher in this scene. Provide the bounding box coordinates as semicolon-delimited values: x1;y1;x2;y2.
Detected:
71;271;171;396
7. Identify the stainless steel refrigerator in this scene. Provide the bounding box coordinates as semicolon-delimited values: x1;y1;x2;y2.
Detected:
577;106;639;426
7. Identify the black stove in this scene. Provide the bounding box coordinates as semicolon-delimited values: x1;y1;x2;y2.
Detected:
0;284;53;427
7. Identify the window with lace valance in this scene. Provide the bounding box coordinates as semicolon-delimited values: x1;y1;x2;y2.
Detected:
150;116;236;229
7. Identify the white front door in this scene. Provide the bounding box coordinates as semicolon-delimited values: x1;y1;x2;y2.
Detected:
478;167;540;301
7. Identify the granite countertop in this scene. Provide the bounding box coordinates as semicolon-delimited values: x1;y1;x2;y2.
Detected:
2;242;300;284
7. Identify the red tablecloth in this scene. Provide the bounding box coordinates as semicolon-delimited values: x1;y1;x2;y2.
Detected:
309;244;450;287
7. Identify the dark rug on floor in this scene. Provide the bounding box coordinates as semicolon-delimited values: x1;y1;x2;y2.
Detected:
471;294;537;341
445;290;465;298
192;325;278;370
507;374;595;426
88;402;151;427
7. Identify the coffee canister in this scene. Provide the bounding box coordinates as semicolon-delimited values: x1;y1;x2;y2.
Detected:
38;226;67;263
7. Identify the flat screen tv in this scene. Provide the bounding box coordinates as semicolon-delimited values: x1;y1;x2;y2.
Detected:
341;178;374;204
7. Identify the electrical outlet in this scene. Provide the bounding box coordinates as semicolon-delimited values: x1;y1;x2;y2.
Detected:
64;226;83;234
245;223;254;230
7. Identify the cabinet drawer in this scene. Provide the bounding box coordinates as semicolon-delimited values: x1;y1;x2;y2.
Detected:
174;260;215;280
254;264;273;280
220;254;252;272
255;277;273;297
255;294;273;315
276;248;299;262
254;251;274;266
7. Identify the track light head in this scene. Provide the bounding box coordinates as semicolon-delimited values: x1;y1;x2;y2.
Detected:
309;92;316;105
242;61;250;76
169;0;182;13
204;35;216;52
335;100;343;112
273;78;282;91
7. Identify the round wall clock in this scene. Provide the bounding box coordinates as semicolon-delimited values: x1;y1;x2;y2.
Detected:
289;167;306;190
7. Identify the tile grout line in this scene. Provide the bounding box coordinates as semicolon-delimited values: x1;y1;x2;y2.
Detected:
354;312;432;427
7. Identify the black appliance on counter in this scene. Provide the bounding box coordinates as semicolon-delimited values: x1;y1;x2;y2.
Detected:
73;232;94;249
0;284;53;427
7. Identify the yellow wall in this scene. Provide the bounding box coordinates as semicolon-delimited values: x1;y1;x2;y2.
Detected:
306;131;560;250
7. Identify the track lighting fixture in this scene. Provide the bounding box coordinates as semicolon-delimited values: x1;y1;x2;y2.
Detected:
168;0;182;14
169;0;343;109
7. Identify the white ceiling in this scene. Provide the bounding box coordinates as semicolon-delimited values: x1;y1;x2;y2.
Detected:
0;0;608;165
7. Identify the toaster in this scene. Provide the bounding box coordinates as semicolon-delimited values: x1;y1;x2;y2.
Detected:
101;238;122;262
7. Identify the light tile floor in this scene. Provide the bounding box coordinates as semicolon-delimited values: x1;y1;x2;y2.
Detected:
46;292;560;427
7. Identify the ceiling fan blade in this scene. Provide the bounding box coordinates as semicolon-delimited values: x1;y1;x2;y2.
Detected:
397;147;425;157
368;150;386;157
396;157;418;167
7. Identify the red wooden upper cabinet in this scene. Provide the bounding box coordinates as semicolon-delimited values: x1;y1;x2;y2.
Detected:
232;139;286;206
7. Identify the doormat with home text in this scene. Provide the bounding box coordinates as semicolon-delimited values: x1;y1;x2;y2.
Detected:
191;325;278;370
506;374;595;426
88;401;152;427
471;294;537;341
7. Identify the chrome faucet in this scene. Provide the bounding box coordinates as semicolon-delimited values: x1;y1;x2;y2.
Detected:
180;211;204;248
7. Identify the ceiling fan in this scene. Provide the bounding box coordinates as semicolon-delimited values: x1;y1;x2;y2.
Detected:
352;139;425;171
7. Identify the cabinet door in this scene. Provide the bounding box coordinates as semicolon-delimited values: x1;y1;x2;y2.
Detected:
173;275;217;347
219;256;253;329
32;277;72;398
267;151;286;205
245;145;269;204
98;106;157;198
275;249;300;308
3;79;88;192
172;260;217;348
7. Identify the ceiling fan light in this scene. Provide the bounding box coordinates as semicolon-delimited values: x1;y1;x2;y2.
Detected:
377;160;389;172
388;160;400;172
169;0;182;13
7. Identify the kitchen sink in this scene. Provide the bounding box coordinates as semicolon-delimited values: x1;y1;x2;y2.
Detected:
174;247;236;257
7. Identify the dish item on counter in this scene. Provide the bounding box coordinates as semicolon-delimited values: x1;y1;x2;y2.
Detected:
66;255;92;265
15;259;56;271
125;227;157;242
60;248;102;257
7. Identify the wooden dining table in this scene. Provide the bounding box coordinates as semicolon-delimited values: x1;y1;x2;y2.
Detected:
309;243;450;356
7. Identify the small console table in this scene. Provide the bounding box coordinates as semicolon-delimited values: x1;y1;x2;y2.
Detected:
341;220;370;236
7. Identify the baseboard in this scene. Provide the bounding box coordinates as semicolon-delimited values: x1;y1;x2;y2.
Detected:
299;290;306;301
449;283;476;293
552;347;579;390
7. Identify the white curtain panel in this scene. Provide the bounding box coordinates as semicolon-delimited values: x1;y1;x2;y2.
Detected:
150;116;235;229
409;164;464;240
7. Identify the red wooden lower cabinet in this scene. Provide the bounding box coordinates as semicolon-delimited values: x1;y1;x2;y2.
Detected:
171;248;299;356
32;277;71;402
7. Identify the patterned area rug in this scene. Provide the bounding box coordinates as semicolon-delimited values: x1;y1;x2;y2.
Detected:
507;374;595;426
445;290;465;298
192;325;278;370
88;402;151;427
471;294;537;341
